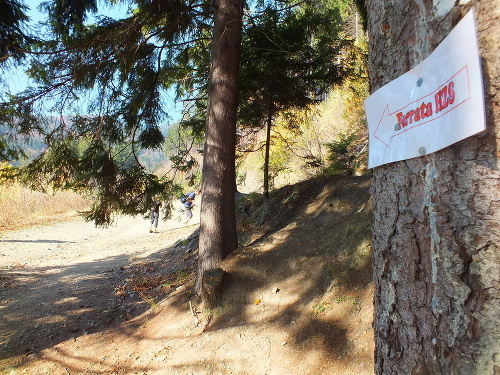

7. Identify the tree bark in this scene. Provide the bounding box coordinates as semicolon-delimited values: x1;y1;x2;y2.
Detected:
196;0;243;304
367;1;500;374
201;268;226;309
263;102;273;199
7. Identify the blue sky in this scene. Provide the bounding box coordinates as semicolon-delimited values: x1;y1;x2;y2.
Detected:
4;0;183;124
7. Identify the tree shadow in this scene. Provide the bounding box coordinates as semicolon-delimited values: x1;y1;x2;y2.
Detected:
0;239;74;244
208;175;373;364
0;176;373;373
0;239;195;362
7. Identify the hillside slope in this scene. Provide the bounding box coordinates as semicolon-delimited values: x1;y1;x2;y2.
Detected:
1;175;373;374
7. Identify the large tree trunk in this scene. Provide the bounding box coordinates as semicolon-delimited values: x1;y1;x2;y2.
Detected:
196;0;243;307
263;102;273;199
367;1;499;374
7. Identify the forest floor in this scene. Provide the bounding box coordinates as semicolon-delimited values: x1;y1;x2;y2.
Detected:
0;175;374;375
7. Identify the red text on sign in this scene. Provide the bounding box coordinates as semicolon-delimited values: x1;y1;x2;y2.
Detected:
435;81;455;113
396;102;433;130
395;80;456;131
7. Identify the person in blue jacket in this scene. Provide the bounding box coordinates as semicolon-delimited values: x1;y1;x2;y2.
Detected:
183;189;201;224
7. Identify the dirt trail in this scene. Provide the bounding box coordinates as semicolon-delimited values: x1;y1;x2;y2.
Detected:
0;176;375;375
0;207;199;367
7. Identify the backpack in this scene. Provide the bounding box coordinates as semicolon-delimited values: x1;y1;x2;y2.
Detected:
179;194;189;204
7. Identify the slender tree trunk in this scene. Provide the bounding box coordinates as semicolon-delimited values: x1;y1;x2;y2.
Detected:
367;1;500;374
263;102;273;199
196;0;243;307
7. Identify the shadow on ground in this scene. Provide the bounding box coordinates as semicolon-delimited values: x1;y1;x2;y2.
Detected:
0;175;373;374
210;175;373;365
0;237;197;361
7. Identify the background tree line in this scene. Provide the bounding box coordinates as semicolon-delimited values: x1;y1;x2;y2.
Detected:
0;0;367;305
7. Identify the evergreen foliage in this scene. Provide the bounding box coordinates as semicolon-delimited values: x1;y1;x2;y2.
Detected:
0;0;32;63
0;0;213;224
238;2;350;126
325;132;357;175
237;0;355;196
0;0;36;162
0;0;363;224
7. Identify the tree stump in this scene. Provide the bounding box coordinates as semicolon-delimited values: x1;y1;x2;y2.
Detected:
202;268;225;309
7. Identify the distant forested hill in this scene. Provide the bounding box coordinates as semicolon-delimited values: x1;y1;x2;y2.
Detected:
1;120;169;172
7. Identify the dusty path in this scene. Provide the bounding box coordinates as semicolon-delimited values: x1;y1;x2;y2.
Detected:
0;209;199;364
0;177;375;375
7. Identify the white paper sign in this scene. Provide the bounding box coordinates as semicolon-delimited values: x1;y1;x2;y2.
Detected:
364;10;485;169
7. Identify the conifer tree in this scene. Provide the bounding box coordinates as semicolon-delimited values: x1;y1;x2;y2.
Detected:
0;0;356;307
0;0;33;161
237;1;352;198
0;0;215;223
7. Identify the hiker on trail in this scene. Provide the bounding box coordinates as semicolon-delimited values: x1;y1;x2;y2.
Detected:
183;199;194;224
149;198;162;233
182;189;201;224
186;189;201;203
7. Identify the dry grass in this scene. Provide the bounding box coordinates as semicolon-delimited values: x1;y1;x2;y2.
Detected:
0;182;89;233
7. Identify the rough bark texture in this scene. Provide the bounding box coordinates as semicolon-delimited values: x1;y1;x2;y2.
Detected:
202;268;226;309
367;1;499;374
263;106;272;199
196;0;243;299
